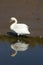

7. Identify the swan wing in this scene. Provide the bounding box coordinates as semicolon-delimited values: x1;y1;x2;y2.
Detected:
10;23;30;34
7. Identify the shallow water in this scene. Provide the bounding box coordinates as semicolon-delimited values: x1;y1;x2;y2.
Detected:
0;34;43;65
0;0;43;65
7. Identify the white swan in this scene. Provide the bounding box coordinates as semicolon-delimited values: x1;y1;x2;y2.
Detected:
10;40;29;57
10;17;30;36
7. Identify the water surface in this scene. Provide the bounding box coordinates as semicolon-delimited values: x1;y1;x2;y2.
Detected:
0;34;43;65
0;0;43;65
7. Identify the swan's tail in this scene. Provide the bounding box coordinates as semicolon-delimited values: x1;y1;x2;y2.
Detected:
25;31;30;35
28;31;30;34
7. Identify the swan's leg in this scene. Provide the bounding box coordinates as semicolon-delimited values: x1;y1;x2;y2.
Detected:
17;34;20;36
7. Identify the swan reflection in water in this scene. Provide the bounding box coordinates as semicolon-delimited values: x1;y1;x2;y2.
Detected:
10;40;29;57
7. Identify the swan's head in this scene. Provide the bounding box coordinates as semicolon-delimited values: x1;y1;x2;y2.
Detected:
10;17;17;23
11;17;16;21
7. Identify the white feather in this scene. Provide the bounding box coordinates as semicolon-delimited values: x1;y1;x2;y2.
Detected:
10;17;30;35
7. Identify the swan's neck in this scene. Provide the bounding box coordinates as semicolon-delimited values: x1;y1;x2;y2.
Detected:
11;51;17;57
12;18;17;25
10;18;17;30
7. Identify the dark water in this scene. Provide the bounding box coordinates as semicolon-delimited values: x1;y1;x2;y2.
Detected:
0;0;43;65
0;41;43;65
